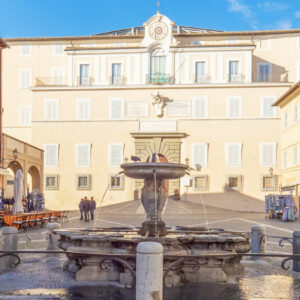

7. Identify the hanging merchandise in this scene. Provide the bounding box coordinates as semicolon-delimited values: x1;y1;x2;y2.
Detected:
265;194;297;221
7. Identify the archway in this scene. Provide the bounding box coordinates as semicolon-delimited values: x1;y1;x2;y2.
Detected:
27;166;40;194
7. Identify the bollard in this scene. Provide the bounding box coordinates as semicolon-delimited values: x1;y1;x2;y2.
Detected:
136;242;163;300
0;227;18;270
46;222;61;252
251;225;266;259
293;231;300;272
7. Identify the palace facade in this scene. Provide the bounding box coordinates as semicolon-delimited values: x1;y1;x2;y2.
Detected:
2;13;300;210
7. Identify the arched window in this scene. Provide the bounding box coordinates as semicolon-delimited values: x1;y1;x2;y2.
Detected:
150;48;166;75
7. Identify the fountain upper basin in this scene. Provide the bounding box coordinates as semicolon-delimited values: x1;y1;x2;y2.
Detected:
121;162;188;180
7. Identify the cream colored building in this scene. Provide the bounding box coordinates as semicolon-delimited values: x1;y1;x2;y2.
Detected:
2;13;300;210
273;82;300;208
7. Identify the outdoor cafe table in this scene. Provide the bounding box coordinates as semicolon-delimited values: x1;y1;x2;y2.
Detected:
2;211;61;227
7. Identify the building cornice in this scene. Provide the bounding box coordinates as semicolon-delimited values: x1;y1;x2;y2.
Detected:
273;81;300;107
31;82;292;92
4;35;144;43
131;132;188;138
174;28;300;37
4;28;300;43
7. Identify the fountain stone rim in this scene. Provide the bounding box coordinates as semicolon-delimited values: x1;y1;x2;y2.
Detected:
121;162;188;180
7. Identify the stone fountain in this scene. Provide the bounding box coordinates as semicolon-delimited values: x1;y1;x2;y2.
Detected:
121;162;187;237
55;157;250;287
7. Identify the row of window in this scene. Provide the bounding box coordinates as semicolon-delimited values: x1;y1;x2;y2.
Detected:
18;96;277;125
193;174;277;191
282;103;299;129
44;144;123;167
44;173;277;192
20;45;64;56
18;62;278;88
45;174;124;190
44;143;277;168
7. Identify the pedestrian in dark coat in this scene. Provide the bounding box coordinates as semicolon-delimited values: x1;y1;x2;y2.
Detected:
83;196;90;222
90;197;96;220
79;199;84;220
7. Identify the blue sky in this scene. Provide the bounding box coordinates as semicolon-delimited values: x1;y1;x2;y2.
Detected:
0;0;300;37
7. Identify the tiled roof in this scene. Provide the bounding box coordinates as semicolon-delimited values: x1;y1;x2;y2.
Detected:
273;81;300;106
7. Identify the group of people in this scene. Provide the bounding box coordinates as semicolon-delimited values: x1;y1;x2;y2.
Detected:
79;196;96;222
0;197;15;210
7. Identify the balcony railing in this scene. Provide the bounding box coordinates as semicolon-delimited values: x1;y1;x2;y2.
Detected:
227;73;243;83
194;74;210;84
77;76;93;86
109;76;127;85
35;77;66;87
146;74;175;84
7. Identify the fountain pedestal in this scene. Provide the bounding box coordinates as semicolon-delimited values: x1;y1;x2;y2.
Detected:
121;162;187;237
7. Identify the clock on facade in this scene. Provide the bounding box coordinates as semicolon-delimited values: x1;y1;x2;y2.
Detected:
149;22;168;40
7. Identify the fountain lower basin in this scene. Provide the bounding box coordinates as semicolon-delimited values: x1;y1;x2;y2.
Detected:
55;227;250;287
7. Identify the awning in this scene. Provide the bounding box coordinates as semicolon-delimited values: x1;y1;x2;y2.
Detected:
281;181;300;192
0;168;9;176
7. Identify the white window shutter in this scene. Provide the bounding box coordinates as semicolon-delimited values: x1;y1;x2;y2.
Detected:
77;99;91;120
226;143;242;166
53;45;63;55
261;96;276;118
294;145;298;166
44;99;58;121
109;144;123;166
18;106;31;125
283;150;287;168
76;144;91;166
51;68;64;85
109;99;123;120
44;144;58;167
19;69;32;88
294;104;298;122
227;97;242;118
192;143;208;167
260;143;276;166
20;45;31;56
192;97;208;119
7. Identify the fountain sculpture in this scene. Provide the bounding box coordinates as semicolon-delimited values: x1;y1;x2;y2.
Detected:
55;155;250;287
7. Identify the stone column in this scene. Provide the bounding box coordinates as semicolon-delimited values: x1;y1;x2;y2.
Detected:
0;227;18;270
136;242;163;300
46;222;61;253
293;231;300;272
251;225;266;259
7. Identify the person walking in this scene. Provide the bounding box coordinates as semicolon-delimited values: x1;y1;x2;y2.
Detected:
79;198;84;220
83;196;90;222
90;197;96;220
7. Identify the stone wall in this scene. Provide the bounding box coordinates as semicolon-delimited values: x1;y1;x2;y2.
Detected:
133;134;183;198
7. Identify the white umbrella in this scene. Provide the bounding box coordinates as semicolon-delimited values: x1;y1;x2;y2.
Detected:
13;169;24;214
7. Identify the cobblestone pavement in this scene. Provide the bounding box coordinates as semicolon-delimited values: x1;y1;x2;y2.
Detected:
1;199;300;299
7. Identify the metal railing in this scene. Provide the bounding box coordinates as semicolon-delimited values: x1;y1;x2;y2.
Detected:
194;74;210;84
109;76;127;85
227;73;244;83
77;76;93;86
146;74;175;84
1;249;300;289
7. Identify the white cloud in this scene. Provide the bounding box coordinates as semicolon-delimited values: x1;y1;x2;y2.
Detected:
276;19;292;29
227;0;252;19
258;2;289;12
295;11;300;18
226;0;258;29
